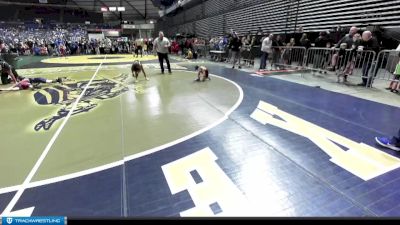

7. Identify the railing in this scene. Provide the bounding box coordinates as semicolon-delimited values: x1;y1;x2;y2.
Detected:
193;44;210;59
371;50;400;85
303;47;377;85
270;46;307;70
208;45;260;67
206;46;400;88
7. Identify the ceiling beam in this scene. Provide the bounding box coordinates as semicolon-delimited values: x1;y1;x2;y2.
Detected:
96;0;121;20
0;0;84;10
145;0;147;19
93;0;97;11
67;0;85;11
123;0;146;19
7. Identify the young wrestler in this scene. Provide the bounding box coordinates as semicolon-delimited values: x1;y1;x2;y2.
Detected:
131;60;149;83
194;65;211;82
0;77;64;91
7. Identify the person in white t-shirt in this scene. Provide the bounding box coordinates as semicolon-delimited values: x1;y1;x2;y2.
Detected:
153;31;172;74
260;34;273;70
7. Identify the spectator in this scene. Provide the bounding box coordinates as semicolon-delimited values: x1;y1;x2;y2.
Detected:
313;31;330;71
339;33;361;81
229;33;243;69
260;34;273;70
299;33;311;49
357;31;380;87
271;35;284;70
387;52;400;93
329;26;359;71
375;129;400;152
282;38;296;68
186;48;193;59
335;26;358;49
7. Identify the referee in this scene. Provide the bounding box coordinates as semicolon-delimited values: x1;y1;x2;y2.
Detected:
153;31;172;74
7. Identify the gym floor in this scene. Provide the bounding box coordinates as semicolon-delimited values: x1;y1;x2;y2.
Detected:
1;54;400;217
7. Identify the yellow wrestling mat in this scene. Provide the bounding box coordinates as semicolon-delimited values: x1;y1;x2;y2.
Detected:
41;54;158;64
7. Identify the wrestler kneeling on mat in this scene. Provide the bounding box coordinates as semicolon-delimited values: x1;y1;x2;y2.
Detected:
194;65;211;82
0;77;64;91
131;60;149;83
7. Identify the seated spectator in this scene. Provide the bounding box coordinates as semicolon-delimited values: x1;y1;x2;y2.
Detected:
186;49;193;59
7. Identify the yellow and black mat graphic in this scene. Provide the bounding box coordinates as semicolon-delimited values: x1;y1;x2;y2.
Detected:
33;73;142;131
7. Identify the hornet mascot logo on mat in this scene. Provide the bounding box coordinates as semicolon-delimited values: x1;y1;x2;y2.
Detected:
33;73;141;131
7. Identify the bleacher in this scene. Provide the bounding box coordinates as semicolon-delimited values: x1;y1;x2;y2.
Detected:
157;0;400;39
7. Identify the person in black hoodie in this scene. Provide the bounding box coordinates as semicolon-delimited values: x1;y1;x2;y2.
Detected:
298;33;311;67
313;31;329;71
356;31;380;87
229;33;243;69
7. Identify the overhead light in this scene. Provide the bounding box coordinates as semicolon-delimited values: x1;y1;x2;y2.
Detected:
109;7;117;12
117;7;125;12
101;7;108;12
149;20;154;24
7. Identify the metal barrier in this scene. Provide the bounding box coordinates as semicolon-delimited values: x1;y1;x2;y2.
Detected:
204;45;397;89
370;50;400;86
209;49;229;62
303;47;376;85
193;44;210;59
209;46;257;68
270;46;307;70
241;47;255;67
303;47;335;73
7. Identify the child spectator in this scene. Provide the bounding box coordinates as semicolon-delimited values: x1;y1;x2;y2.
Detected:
388;53;400;93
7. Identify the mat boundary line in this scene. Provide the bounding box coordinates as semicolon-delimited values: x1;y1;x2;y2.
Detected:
0;72;243;197
1;56;107;216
